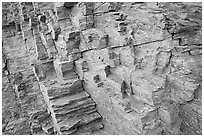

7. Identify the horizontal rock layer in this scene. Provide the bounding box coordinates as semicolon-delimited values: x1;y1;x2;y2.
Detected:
2;2;201;135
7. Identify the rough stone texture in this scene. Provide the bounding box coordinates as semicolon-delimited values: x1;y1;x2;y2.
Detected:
2;2;202;135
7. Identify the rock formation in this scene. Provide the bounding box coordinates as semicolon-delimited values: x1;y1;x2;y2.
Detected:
2;2;202;135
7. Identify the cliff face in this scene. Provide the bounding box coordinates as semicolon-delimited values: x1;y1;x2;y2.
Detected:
2;2;202;135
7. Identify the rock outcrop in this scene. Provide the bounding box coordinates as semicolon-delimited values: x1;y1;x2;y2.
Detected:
2;2;202;135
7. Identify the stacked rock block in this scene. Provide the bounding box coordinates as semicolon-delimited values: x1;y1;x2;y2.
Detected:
158;2;202;134
2;2;103;135
2;2;55;135
39;78;103;134
53;60;78;80
70;2;95;30
71;2;202;135
55;3;72;31
31;2;103;135
2;2;202;135
79;3;95;30
32;2;103;135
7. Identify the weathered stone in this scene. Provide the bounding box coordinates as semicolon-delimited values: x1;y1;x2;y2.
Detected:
47;80;83;100
167;73;199;103
33;60;57;81
56;105;97;123
31;16;39;28
86;15;95;29
94;2;109;13
179;100;202;135
141;109;158;125
82;61;89;72
79;15;94;30
22;30;33;39
146;126;163;135
65;31;81;52
190;48;202;56
54;60;78;79
158;101;179;126
16;23;22;32
170;53;201;76
75;59;87;78
131;73;166;105
30;119;43;134
154;52;171;74
4;118;31;135
45;34;58;58
97;82;104;87
39;15;46;23
64;2;78;8
54;102;96;117
61;128;78;135
56;7;71;20
104;65;111;77
152;88;170;106
84;2;94;15
93;75;100;83
108;2;122;12
58;19;72;30
80;112;102;125
117;46;135;68
108;50;120;67
121;80;128;98
2;23;16;38
141;109;160;132
53;26;61;40
60;120;80;132
77;120;104;134
17;83;26;92
53;98;94;113
2;2;202;135
51;91;90;108
29;109;54;134
99;34;109;49
38;2;54;11
161;117;182;135
79;17;87;30
42;126;55;135
14;72;23;84
34;34;49;60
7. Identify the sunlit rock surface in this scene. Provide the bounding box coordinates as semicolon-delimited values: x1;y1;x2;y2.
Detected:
2;2;202;135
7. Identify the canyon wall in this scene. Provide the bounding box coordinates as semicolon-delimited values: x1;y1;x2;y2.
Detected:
2;2;202;135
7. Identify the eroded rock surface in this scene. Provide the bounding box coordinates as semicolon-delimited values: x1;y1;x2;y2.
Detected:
2;2;202;135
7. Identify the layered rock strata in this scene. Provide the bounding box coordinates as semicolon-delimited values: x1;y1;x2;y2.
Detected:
2;2;202;135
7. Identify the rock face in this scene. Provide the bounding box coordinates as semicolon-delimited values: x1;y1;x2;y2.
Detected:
2;2;202;135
